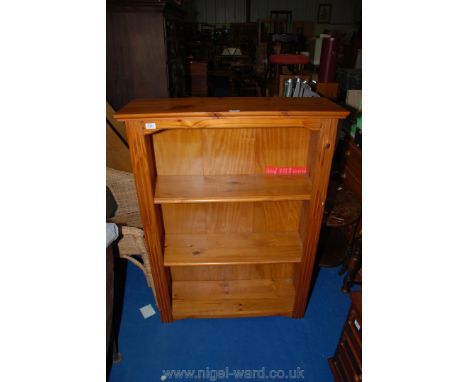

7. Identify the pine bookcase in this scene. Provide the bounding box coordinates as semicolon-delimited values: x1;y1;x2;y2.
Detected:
115;97;349;322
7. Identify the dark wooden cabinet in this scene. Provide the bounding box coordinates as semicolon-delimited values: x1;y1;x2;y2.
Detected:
187;60;208;96
329;291;362;381
165;13;186;97
107;0;186;110
341;136;362;201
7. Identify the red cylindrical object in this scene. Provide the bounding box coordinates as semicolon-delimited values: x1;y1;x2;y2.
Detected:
318;37;337;83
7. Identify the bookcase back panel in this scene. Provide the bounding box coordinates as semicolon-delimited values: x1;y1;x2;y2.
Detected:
153;129;204;175
255;128;310;173
253;201;302;232
203;129;257;175
153;128;318;176
162;201;303;234
171;263;297;281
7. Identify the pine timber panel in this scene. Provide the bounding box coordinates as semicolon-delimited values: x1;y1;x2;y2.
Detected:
164;232;302;266
293;119;339;317
253;201;302;232
206;203;254;233
172;278;295;319
114;97;349;120
255;128;311;173
117;97;349;321
153;127;312;176
162;201;301;234
173;279;294;300
171;264;297;281
161;203;207;234
125;121;173;322
153;129;203;175
143;117;320;131
203;129;257;175
154;175;313;203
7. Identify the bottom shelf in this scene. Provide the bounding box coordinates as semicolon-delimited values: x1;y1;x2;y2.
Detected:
172;278;295;319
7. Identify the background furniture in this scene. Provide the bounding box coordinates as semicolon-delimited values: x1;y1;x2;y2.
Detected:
340;135;362;201
316;125;362;289
268;54;309;95
106;102;132;173
278;74;311;98
106;222;123;378
270;10;292;34
115;97;348;322
338;134;362;291
107;0;186;110
345;90;362;110
106;167;155;293
318;184;361;268
341;234;361;293
328;291;362;381
106;223;118;377
187;60;208;96
335;68;362;97
318;37;337;83
317;82;340;101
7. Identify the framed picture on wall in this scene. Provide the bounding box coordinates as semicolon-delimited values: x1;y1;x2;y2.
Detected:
318;4;332;24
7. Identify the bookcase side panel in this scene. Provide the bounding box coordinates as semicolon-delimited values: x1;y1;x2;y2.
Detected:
293;119;338;318
126;120;173;322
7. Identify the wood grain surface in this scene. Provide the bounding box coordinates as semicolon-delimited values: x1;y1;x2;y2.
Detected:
118;97;349;321
115;97;349;120
172;278;295;319
164;232;302;266
154;175;313;203
125;121;173;322
170;264;296;281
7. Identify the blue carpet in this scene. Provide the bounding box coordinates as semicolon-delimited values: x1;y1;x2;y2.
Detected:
109;265;355;382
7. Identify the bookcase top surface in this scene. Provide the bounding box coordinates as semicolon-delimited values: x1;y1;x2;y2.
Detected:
115;97;349;120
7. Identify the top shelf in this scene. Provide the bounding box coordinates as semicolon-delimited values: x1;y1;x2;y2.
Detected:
154;175;312;204
114;97;350;121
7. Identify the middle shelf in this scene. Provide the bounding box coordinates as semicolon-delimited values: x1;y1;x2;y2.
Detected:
154;175;313;204
164;232;303;266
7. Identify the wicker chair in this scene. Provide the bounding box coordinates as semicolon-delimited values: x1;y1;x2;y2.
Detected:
106;167;154;290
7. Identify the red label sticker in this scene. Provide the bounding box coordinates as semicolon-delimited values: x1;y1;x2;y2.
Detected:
264;166;308;175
